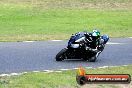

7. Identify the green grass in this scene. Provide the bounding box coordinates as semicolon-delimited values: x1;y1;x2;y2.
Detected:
0;0;132;41
0;65;132;88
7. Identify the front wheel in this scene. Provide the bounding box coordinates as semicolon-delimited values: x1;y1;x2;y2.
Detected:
89;56;97;62
89;51;101;62
56;48;67;61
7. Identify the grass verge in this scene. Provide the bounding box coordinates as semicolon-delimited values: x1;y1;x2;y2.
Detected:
0;0;132;41
0;65;132;88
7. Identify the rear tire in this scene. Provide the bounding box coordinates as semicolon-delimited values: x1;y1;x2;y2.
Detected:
56;48;67;61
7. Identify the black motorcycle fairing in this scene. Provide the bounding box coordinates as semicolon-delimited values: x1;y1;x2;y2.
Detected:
66;47;97;59
68;32;86;47
56;31;109;61
66;32;98;59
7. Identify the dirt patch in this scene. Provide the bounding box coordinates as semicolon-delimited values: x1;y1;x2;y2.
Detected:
0;0;132;10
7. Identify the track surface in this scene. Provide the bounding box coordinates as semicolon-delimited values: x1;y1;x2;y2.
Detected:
0;38;132;74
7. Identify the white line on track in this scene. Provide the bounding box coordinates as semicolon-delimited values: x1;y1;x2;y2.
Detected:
98;66;109;68
54;71;62;73
0;74;9;76
21;40;127;45
0;65;129;77
33;71;40;73
43;70;51;72
23;41;35;42
85;67;93;69
72;68;79;70
129;37;132;38
50;40;125;45
10;73;22;76
23;72;28;74
60;69;70;71
107;42;124;45
43;70;54;73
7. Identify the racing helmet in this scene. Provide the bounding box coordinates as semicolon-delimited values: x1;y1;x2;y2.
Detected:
92;30;100;38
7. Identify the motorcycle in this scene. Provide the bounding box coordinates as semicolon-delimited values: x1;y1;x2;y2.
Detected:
55;32;109;62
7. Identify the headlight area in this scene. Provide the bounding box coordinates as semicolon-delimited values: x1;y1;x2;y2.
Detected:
71;44;80;48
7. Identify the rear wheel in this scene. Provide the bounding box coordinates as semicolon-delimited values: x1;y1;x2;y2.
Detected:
56;48;67;61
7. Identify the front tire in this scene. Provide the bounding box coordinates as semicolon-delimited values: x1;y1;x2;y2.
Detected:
56;48;67;61
89;51;101;62
89;56;97;62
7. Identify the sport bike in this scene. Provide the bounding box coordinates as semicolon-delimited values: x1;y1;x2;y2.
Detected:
55;32;109;62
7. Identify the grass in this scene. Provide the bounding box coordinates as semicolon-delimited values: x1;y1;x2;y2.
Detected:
0;65;132;88
0;0;132;41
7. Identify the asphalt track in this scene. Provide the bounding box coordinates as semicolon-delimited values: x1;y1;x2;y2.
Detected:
0;38;132;74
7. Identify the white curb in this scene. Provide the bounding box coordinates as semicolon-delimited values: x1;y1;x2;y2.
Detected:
0;74;9;76
33;71;40;73
98;66;109;68
0;65;129;77
23;72;28;74
23;41;35;42
60;69;69;71
10;73;21;76
128;37;132;38
43;70;54;73
85;67;93;69
54;71;62;73
72;68;79;70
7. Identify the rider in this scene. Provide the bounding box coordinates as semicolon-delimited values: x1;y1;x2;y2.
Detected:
84;30;109;52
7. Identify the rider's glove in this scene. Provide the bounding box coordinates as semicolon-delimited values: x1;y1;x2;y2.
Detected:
85;46;99;53
85;46;91;51
91;49;98;53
